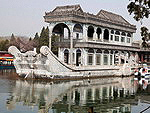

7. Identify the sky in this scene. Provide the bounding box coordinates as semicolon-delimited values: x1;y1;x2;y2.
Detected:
0;0;150;40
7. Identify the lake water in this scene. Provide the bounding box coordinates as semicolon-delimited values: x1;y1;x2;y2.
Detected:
0;70;150;113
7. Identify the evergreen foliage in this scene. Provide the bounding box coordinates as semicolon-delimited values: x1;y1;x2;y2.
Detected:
34;32;39;39
29;37;32;41
39;26;49;47
10;33;15;42
34;26;50;53
0;39;9;51
51;34;59;56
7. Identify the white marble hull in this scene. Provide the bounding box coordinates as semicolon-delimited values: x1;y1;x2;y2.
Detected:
8;46;132;79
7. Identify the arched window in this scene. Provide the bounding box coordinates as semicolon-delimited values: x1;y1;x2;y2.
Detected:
87;26;94;38
88;48;94;53
121;32;126;36
64;49;69;53
110;50;113;54
111;30;114;34
115;31;120;35
127;33;131;43
76;49;81;53
76;49;81;66
104;29;109;40
96;28;102;39
88;48;94;65
103;50;109;65
104;50;109;54
64;49;69;64
52;23;70;41
115;51;118;54
96;49;102;65
96;49;102;53
73;24;83;33
115;31;120;41
127;33;131;37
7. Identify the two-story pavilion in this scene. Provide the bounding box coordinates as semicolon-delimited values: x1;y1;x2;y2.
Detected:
44;5;139;67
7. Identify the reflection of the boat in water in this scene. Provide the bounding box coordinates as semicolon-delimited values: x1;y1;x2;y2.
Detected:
6;77;140;113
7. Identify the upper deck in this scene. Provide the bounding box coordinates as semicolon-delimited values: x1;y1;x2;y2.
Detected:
44;5;136;33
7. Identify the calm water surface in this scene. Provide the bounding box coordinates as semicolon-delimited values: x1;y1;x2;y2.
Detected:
0;70;150;113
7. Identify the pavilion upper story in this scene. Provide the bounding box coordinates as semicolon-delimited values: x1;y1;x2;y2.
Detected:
44;4;136;47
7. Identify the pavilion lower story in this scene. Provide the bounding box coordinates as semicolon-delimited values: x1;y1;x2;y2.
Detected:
58;48;139;66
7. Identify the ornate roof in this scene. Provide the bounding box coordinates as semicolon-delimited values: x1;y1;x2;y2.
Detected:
52;4;83;13
44;5;136;33
97;10;131;26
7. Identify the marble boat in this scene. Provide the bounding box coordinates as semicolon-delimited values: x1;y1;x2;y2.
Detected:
8;5;140;79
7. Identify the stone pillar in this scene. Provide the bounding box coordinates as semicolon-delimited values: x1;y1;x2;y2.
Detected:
58;48;61;59
70;35;73;66
93;28;97;41
83;25;88;42
80;49;83;66
68;24;74;66
119;34;121;42
108;50;111;65
100;87;103;100
107;86;109;98
118;89;120;97
74;50;76;65
92;88;95;101
112;51;115;65
49;27;52;50
72;90;75;103
49;35;52;50
49;23;56;50
100;33;102;41
80;88;86;105
93;49;96;65
118;51;121;65
85;49;88;66
101;50;104;65
111;86;114;99
62;48;65;63
112;34;115;42
82;49;86;66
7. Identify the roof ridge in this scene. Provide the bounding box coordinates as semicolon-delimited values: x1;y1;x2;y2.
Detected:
52;4;83;13
54;4;80;9
98;10;109;20
100;10;121;17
